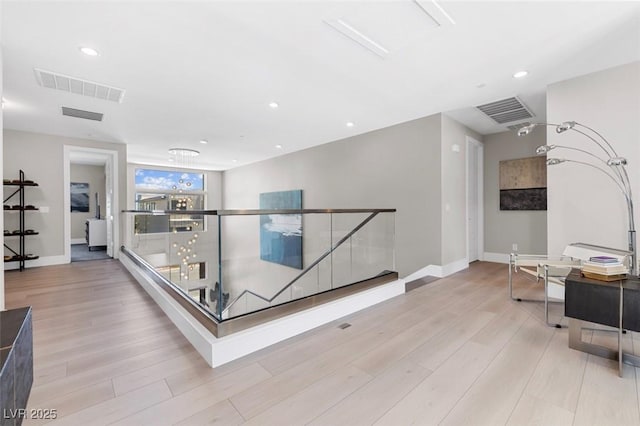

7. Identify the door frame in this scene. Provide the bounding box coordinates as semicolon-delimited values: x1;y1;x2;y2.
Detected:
63;146;119;262
465;136;484;262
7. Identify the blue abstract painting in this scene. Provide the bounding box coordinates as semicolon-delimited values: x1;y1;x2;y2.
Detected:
260;190;303;269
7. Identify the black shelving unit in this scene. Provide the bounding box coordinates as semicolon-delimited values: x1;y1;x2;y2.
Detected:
3;170;39;271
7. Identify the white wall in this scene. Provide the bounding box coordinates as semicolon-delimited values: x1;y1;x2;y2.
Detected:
484;129;548;255
222;115;443;280
70;164;106;240
547;62;640;266
3;129;127;264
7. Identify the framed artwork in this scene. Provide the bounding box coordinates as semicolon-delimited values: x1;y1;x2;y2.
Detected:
499;156;547;210
70;182;90;212
259;190;303;269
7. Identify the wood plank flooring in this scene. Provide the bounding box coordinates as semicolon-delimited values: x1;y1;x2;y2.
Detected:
5;259;640;425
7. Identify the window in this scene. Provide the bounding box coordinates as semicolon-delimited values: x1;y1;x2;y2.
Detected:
134;168;205;234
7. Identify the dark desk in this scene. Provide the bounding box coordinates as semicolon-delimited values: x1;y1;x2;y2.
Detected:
565;269;640;377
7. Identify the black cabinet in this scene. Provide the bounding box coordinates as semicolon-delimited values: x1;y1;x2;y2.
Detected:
0;307;33;426
3;170;39;271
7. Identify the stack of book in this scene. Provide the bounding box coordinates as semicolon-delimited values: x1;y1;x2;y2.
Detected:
582;256;628;281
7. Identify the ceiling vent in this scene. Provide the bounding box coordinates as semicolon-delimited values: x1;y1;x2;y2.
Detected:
34;68;125;103
506;122;530;131
62;107;103;121
476;96;533;124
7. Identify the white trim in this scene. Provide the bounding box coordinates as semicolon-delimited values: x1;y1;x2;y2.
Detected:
64;146;119;264
71;238;86;245
441;258;469;276
4;255;67;270
466;136;484;262
404;258;469;281
120;255;406;367
483;252;510;264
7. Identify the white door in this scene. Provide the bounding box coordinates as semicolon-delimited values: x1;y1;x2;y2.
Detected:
105;157;114;257
466;138;483;262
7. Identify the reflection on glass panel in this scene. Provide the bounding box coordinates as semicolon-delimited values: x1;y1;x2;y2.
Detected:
157;261;206;283
134;193;205;234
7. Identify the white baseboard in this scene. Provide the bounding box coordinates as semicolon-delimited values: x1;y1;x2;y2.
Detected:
4;255;68;270
71;238;86;244
404;258;469;281
483;252;510;264
441;258;469;276
120;255;406;368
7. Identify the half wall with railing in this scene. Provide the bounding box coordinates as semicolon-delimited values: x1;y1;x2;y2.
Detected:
121;208;398;338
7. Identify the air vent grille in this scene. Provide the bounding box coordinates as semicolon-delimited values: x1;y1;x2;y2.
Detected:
476;96;533;124
62;107;104;121
35;68;125;103
506;122;531;131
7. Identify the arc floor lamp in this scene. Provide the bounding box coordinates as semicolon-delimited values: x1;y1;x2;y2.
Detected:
518;121;636;276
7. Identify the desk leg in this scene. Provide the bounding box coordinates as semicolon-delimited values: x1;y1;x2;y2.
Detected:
568;319;618;361
619;282;623;378
568;318;640;376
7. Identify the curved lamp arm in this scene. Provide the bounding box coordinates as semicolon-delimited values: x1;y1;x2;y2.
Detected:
547;158;630;205
548;157;636;275
572;121;619;158
538;144;630;195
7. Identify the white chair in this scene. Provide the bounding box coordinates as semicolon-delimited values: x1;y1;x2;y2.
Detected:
508;242;631;328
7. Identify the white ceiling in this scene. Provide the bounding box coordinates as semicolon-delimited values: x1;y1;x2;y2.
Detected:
3;1;640;171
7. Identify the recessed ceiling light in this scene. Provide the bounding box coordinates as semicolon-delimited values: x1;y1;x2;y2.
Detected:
346;122;355;127
275;144;283;149
513;70;528;79
199;139;208;145
232;159;238;163
269;102;279;109
79;46;99;57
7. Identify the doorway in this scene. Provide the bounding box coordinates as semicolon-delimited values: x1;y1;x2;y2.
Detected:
64;146;119;263
466;137;484;262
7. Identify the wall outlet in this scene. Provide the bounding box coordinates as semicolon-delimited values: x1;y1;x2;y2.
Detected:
512;243;518;251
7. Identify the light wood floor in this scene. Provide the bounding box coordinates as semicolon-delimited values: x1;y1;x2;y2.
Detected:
5;259;640;425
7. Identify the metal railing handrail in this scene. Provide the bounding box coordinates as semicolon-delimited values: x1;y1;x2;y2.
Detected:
122;208;396;216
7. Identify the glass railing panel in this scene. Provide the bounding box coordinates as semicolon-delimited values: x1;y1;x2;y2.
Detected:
124;211;220;318
122;208;395;324
219;212;332;319
331;212;396;288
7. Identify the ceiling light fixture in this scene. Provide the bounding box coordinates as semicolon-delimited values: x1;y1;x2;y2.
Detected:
79;46;99;56
199;139;208;145
269;102;279;109
275;144;283;149
346;122;355;127
168;148;199;169
513;70;528;79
